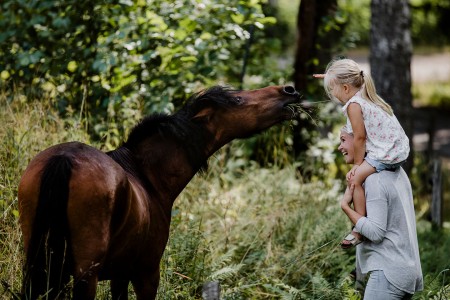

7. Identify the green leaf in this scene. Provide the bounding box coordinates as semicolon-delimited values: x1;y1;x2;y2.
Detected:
179;18;196;32
67;61;78;72
174;28;188;40
180;56;198;63
29;51;43;64
52;17;70;28
1;70;11;80
231;14;245;24
93;59;107;72
258;16;277;25
18;54;30;66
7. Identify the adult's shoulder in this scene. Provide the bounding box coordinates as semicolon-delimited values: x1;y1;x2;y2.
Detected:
366;168;407;187
366;171;382;185
365;171;395;195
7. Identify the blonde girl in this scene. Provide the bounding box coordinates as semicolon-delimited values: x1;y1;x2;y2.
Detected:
315;58;410;249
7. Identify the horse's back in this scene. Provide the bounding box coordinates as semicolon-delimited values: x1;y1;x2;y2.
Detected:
20;142;118;220
18;141;130;273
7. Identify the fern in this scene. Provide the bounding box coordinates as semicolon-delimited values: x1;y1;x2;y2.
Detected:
208;264;244;282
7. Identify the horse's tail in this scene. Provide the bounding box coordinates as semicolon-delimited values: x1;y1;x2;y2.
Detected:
22;155;74;300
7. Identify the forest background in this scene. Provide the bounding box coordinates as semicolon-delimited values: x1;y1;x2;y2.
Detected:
0;0;449;299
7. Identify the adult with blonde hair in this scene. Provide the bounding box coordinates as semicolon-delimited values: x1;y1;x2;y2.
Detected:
338;127;422;299
315;58;410;248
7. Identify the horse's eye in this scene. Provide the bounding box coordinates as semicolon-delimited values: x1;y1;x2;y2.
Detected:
235;96;243;104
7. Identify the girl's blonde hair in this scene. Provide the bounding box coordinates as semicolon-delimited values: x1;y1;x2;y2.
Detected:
324;58;393;116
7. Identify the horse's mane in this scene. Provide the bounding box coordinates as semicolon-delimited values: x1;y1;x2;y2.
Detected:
123;86;239;172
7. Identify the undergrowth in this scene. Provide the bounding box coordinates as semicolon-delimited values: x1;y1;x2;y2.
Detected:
1;95;449;299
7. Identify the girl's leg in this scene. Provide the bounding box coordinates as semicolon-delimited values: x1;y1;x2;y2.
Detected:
349;161;376;217
342;161;375;248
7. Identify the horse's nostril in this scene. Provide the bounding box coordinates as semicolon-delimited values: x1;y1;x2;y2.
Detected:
282;85;298;96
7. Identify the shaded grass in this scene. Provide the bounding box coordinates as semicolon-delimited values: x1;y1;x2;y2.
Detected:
0;94;91;298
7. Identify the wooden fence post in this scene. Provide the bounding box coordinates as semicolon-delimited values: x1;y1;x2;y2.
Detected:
202;281;220;300
431;157;443;228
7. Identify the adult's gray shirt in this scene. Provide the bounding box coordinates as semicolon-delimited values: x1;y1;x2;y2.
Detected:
354;168;423;294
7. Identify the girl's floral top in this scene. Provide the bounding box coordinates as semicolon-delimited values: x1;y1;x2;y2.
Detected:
342;92;410;164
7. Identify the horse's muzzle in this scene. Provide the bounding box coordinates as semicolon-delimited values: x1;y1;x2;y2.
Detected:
282;85;300;98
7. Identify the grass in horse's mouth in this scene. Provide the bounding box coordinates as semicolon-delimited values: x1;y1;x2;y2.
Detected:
285;102;306;116
285;102;319;127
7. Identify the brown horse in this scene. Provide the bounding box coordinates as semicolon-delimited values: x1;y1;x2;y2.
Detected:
18;85;301;299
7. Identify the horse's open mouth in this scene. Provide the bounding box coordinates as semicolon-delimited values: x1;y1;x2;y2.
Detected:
282;93;303;109
283;102;304;119
283;99;300;107
282;96;315;120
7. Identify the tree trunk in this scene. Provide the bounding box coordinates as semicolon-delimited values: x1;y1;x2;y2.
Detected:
293;0;339;161
370;0;414;174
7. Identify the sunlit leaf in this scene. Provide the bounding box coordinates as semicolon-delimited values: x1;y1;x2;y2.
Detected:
67;61;78;72
1;70;11;80
231;14;245;24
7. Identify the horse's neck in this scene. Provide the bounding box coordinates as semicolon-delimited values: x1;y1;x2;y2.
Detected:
131;138;205;204
107;147;142;180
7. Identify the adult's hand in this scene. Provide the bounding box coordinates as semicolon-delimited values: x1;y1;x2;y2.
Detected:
341;184;355;209
346;165;360;181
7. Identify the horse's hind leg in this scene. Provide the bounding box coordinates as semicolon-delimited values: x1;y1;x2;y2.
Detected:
72;274;98;300
132;271;160;300
111;279;129;300
70;235;106;299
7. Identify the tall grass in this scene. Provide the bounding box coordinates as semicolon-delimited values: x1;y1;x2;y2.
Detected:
1;94;449;299
160;162;355;299
0;92;91;298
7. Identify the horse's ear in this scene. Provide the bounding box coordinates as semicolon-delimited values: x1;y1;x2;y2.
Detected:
192;107;213;123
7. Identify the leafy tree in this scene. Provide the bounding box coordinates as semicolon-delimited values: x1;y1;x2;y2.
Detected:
411;0;450;46
0;0;279;148
289;0;348;178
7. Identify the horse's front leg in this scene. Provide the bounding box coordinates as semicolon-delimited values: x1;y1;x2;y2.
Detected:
111;279;130;300
132;270;160;300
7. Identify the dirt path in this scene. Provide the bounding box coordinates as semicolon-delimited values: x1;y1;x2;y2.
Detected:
411;53;450;83
352;52;450;83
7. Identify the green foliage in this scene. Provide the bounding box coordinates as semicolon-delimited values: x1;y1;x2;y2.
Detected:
411;0;450;46
158;211;211;299
416;221;450;276
337;0;371;47
332;0;450;48
0;0;282;149
413;81;450;109
161;158;356;299
0;91;91;297
413;221;450;299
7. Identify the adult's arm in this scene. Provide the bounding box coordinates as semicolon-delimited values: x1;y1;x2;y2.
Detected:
341;177;389;243
354;176;388;243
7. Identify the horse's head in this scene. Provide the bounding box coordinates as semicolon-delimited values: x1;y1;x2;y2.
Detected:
188;85;301;149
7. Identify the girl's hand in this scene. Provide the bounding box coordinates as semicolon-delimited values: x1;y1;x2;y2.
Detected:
346;165;359;181
341;184;355;208
313;74;325;78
